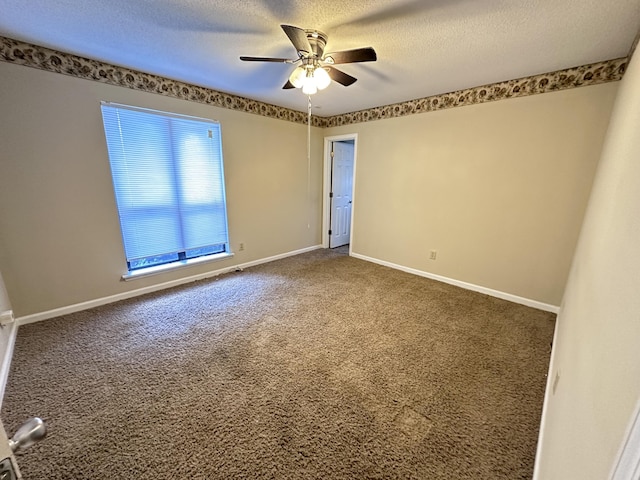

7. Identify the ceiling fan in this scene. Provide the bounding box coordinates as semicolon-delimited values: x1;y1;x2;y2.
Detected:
240;24;377;95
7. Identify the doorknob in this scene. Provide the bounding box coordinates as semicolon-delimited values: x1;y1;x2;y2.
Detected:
8;418;46;453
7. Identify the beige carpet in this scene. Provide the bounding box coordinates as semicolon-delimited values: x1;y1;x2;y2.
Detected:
2;247;555;479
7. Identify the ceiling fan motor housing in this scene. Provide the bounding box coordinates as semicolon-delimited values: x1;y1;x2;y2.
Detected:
305;30;328;60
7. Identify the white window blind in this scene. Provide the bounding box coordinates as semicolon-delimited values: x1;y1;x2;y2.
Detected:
101;102;229;271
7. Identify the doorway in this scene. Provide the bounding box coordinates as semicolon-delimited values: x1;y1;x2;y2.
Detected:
323;134;357;250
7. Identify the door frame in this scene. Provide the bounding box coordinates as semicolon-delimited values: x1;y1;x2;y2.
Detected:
609;397;640;479
322;133;358;251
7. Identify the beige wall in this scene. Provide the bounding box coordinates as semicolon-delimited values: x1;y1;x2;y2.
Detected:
534;45;640;479
0;58;622;317
326;83;618;306
0;62;323;317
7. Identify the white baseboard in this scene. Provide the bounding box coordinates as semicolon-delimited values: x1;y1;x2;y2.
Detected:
0;321;18;409
16;245;323;326
350;252;560;314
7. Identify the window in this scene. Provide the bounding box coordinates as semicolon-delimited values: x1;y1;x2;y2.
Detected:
100;102;230;275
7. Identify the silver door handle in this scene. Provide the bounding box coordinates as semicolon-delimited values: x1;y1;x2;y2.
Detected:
9;418;46;452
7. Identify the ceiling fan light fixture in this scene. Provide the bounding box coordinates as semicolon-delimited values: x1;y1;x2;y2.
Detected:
241;24;377;94
314;67;331;90
289;66;307;88
302;80;318;95
292;65;329;95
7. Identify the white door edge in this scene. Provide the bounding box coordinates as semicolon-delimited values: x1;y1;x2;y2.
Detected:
0;419;21;478
610;398;640;479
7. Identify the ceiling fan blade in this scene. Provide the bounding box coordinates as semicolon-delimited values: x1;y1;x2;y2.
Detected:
281;24;312;56
323;48;377;65
282;80;295;89
240;56;294;63
327;67;357;87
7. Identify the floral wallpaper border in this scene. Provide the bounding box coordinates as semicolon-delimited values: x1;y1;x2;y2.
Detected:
325;58;627;127
0;36;327;127
0;35;627;128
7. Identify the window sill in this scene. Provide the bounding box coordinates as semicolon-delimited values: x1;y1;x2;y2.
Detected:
121;252;234;281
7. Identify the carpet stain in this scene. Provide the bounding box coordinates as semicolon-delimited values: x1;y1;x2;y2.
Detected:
395;406;433;441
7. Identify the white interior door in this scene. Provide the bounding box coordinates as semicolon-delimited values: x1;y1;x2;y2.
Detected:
329;140;354;248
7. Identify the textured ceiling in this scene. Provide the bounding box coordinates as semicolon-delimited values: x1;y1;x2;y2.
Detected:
0;0;638;116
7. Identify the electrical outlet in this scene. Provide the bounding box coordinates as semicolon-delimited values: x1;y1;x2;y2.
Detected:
239;243;245;252
429;250;437;260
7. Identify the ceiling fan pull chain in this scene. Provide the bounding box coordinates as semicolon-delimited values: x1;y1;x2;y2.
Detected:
307;95;312;230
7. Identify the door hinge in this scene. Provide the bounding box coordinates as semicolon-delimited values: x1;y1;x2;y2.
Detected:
329;192;333;198
328;230;332;235
330;151;334;158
